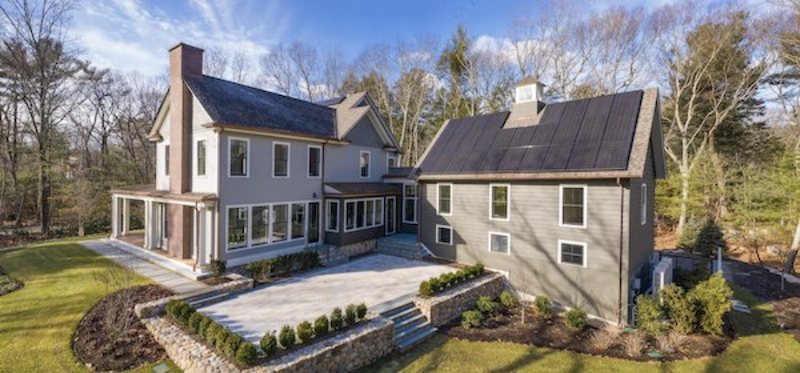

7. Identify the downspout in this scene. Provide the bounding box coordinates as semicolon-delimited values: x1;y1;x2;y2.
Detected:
617;177;625;326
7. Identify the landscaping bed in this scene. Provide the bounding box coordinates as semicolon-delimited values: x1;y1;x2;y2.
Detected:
0;265;23;296
73;284;175;371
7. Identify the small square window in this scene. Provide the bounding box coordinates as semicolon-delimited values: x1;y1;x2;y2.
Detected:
436;225;453;245
489;232;510;254
559;241;586;267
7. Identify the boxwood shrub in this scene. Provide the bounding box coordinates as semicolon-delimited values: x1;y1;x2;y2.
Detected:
330;307;344;330
260;332;278;356
356;303;368;320
476;296;498;315
236;342;257;366
461;310;484;328
223;332;244;357
296;321;314;343
279;325;296;349
314;315;329;337
565;308;588;330
418;263;485;297
345;304;357;325
188;312;204;333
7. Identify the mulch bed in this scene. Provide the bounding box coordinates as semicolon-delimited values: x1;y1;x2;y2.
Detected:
443;307;732;362
73;285;174;371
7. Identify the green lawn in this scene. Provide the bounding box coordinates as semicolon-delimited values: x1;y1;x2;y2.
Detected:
368;287;800;373
0;237;180;372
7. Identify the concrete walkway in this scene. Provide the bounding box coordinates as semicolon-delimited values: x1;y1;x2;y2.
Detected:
81;240;207;294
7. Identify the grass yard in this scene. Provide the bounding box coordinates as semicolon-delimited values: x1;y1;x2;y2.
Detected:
368;287;800;373
0;237;180;372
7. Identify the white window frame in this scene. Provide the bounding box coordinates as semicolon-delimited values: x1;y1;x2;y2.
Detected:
488;231;511;255
325;200;339;232
272;141;291;178
226;205;250;250
402;183;418;224
228;137;250;178
641;183;647;226
436;183;453;216
387;155;396;169
385;196;396;235
164;144;170;176
359;150;371;179
307;145;322;179
558;239;587;268
436;224;453;245
196;139;207;177
489;183;511;221
558;184;588;229
343;197;384;232
225;200;319;252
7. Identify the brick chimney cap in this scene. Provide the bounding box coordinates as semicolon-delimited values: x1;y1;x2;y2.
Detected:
169;42;204;53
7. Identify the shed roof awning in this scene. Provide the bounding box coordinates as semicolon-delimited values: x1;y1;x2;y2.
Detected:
324;183;401;197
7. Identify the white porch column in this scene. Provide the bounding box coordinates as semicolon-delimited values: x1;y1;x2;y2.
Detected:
194;203;212;268
143;200;155;250
111;196;120;238
121;198;130;236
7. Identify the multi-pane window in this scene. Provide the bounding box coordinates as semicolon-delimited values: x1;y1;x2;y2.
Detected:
229;139;248;176
559;241;585;266
308;146;321;177
251;206;269;245
326;201;339;232
403;184;417;223
360;151;370;178
197;140;206;176
436;225;453;245
273;143;289;177
437;184;452;215
291;203;305;239
308;202;320;243
345;202;355;230
271;204;288;242
344;198;384;231
164;145;170;176
387;156;396;169
489;232;510;254
491;184;509;220
561;186;586;227
366;200;375;227
641;184;648;226
227;207;247;249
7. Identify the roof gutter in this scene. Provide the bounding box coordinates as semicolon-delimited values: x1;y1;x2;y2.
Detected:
205;123;349;145
417;170;640;182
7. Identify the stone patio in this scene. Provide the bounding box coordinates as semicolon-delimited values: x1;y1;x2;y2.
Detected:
198;254;453;344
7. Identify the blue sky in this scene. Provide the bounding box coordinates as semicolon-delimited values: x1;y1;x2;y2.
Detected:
72;0;678;76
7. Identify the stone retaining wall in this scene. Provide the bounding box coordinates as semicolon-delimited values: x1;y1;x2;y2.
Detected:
338;239;377;257
413;272;505;326
142;317;239;373
135;274;253;318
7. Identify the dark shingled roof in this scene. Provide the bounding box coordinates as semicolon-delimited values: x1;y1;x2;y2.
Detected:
184;75;337;139
325;182;401;196
316;96;346;106
419;90;643;174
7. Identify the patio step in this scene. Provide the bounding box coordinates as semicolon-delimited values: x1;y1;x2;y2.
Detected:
381;301;437;353
397;326;436;352
188;292;231;308
376;238;429;260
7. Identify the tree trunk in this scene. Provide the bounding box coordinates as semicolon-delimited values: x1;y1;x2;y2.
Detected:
678;167;690;236
38;143;50;233
785;218;800;275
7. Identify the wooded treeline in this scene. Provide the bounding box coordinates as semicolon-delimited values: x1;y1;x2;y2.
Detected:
0;0;799;268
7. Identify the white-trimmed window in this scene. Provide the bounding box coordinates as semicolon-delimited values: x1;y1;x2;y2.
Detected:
558;240;587;267
291;203;305;239
271;204;288;242
326;200;339;232
273;142;290;178
403;184;417;223
490;184;510;221
387;155;396;169
488;232;510;254
344;197;384;232
308;145;321;178
251;205;269;246
196;140;206;176
360;151;371;178
229;138;249;177
164;145;170;176
227;206;248;249
560;185;587;228
641;183;648;226
437;183;452;216
436;225;453;245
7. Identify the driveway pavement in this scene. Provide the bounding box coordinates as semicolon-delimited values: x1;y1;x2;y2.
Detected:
198;254;453;343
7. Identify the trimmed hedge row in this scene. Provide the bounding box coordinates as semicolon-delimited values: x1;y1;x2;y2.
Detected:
419;263;485;297
166;299;257;366
259;303;368;358
245;251;321;281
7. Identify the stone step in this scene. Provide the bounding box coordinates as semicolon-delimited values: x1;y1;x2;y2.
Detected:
386;306;421;323
380;302;416;319
188;292;230;308
397;325;437;352
394;313;427;330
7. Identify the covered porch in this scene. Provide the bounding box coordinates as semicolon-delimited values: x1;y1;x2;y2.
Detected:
109;185;218;275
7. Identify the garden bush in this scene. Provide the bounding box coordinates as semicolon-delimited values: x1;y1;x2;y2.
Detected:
210;259;227;278
476;296;498;315
636;295;667;335
236;342;257;366
297;321;314;343
688;273;732;334
314;315;329;337
565;308;588;330
674;265;711;289
188;312;204;333
660;284;696;334
330;307;343;330
500;291;518;308
678;217;725;257
245;260;270;280
206;322;222;345
198;315;213;336
417;263;485;297
419;280;433;296
534;296;552;317
345;304;357;325
461;310;484;328
215;328;229;351
356;303;368;320
223;332;244;357
260;332;278;356
279;325;296;349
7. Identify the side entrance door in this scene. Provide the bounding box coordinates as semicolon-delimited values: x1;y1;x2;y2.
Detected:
386;196;396;235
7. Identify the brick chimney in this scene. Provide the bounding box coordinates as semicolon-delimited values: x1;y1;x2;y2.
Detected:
167;43;203;259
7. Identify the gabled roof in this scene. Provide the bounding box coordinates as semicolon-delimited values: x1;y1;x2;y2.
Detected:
324;92;401;151
416;88;665;181
184;75;337;139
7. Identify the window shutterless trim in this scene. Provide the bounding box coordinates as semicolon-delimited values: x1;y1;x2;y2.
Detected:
558;184;588;229
224;199;319;252
307;145;322;179
402;182;418;224
325;200;339;232
489;183;511;221
196;139;207;177
343;197;385;232
487;231;511;255
641;183;647;226
436;224;453;245
436;183;453;216
272;141;291;178
227;137;250;178
557;239;587;268
359;150;371;179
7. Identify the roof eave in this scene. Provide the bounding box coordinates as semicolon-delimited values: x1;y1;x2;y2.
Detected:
204;123;348;144
417;170;640;182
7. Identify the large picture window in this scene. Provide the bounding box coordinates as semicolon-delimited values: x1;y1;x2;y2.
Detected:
251;205;269;245
291;203;305;239
229;138;248;177
560;185;587;228
490;184;509;220
227;207;247;249
308;146;321;178
271;204;288;242
344;198;384;232
197;140;206;176
559;240;586;267
273;142;290;178
403;184;417;223
437;183;452;216
326;201;339;232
